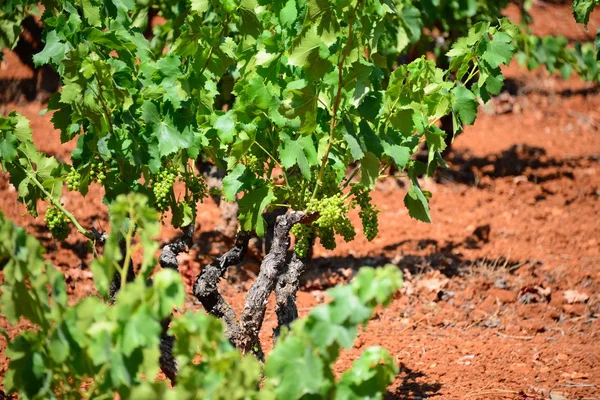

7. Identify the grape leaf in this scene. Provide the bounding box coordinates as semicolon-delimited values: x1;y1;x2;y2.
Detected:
452;85;478;125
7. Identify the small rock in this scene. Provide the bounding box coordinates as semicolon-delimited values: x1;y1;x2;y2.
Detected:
494;278;509;289
563;290;590;304
456;355;475;365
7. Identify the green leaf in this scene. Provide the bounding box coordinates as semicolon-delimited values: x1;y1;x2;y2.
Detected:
289;26;322;68
278;133;318;179
238;185;275;236
33;31;67;67
265;336;329;398
404;179;431;223
280;0;298;27
336;346;398;400
215;112;236;144
0;132;18;162
382;144;410;169
343;132;364;161
481;32;514;69
191;0;209;13
359;152;380;189
572;0;597;26
222;164;251;201
452;85;478;125
156;119;192;157
82;0;102;26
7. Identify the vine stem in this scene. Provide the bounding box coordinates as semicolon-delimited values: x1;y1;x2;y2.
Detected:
23;169;92;239
199;14;230;77
253;140;289;186
340;166;360;191
120;210;136;291
311;0;363;200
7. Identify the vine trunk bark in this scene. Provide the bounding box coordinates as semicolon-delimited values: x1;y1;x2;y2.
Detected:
238;211;308;354
193;231;251;346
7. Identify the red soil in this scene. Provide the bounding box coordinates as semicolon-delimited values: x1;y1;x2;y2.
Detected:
1;3;599;399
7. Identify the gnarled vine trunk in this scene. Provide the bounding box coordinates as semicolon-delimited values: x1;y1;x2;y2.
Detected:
272;235;314;341
238;211;308;354
154;223;196;381
193;230;251;345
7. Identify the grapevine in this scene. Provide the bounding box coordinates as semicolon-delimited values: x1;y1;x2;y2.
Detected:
318;167;340;198
44;205;70;241
3;0;585;396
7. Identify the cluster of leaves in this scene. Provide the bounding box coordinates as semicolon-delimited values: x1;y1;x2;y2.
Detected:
392;1;600;86
515;33;599;81
1;0;522;249
0;201;402;399
0;111;71;220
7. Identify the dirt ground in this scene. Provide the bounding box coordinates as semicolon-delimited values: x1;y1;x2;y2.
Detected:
1;2;599;399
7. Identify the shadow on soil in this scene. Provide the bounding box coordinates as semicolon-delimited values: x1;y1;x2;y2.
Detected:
503;77;600;97
385;364;443;399
438;143;598;186
299;235;527;290
0;16;59;104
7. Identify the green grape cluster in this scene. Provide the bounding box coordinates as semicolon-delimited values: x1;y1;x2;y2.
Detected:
244;154;264;176
350;184;379;241
44;205;69;241
291;223;313;258
152;165;178;212
274;171;310;211
65;168;80;191
89;159;107;184
318;167;339;197
306;194;355;250
182;170;207;207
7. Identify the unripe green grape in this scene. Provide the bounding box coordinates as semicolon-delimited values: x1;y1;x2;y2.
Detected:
90;158;108;184
44;205;70;241
291;223;313;258
317;225;336;250
152;165;178;212
244;154;264;176
305;193;356;248
66;168;80;191
319;167;339;197
351;184;379;241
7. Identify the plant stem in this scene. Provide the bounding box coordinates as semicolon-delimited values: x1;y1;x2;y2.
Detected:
253;140;288;186
23;169;92;239
120;207;136;290
311;0;363;200
199;15;230;76
340;166;360;191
